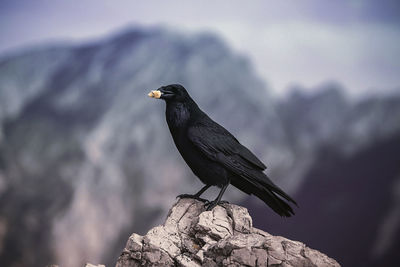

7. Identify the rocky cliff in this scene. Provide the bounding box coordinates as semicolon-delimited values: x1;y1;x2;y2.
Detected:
116;198;340;267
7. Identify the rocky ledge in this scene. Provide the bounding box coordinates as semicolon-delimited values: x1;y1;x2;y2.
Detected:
116;198;340;267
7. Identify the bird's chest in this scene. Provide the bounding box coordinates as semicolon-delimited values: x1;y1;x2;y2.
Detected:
166;103;191;144
166;103;190;128
166;109;226;185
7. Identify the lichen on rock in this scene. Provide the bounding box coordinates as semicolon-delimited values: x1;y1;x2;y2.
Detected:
116;198;340;267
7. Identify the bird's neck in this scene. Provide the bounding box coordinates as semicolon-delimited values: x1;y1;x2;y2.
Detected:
165;98;203;131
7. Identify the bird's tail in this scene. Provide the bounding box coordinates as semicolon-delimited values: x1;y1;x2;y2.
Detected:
258;182;296;217
232;172;297;217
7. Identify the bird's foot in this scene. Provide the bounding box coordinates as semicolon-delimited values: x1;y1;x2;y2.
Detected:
176;194;209;203
204;200;229;211
204;200;218;211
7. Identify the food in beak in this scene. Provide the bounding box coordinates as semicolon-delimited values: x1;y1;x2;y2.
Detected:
148;90;162;99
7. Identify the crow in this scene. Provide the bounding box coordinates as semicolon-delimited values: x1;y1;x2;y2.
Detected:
148;84;297;216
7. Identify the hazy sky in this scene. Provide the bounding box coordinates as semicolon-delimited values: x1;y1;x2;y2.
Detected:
1;0;400;96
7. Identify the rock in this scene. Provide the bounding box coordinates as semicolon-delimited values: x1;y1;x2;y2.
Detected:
116;199;340;267
84;264;106;267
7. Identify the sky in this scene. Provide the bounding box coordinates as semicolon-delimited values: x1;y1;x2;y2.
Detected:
1;0;400;96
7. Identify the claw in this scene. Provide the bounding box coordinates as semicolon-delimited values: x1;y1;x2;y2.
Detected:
204;200;218;211
203;200;229;210
177;194;209;203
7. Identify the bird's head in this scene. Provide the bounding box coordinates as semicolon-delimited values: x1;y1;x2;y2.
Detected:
148;84;190;102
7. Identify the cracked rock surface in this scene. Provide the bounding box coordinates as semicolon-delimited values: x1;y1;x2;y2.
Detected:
116;199;340;267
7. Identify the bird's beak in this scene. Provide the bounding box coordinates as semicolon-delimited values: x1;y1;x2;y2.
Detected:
148;90;162;99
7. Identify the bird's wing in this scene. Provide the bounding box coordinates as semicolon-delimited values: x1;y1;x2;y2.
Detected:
188;121;267;170
188;121;297;214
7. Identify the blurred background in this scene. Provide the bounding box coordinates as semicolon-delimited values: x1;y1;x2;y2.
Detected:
0;0;400;266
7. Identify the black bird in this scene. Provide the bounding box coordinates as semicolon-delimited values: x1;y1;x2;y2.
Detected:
148;84;297;216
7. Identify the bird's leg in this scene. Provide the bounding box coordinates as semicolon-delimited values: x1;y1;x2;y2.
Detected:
205;182;229;211
177;184;211;202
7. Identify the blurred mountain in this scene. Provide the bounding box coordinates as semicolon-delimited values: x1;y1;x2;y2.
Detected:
276;84;400;191
0;26;399;267
248;133;400;267
0;27;290;267
279;83;400;155
248;86;400;266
